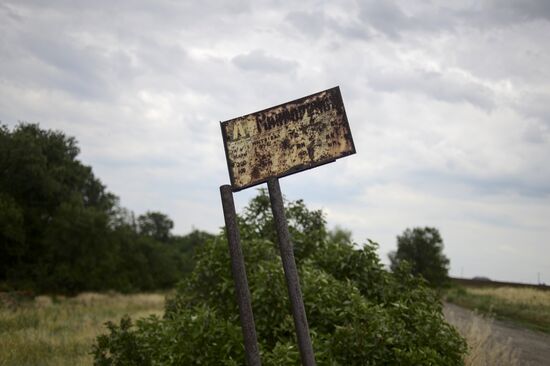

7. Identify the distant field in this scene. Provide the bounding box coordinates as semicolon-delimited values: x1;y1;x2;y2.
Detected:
451;277;550;290
446;285;550;333
0;292;166;366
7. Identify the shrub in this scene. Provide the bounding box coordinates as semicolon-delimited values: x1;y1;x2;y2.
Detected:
94;191;466;365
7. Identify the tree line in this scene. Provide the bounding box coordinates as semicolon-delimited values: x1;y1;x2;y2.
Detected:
0;123;211;294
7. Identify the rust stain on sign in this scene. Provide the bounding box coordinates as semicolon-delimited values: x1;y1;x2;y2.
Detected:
221;86;355;191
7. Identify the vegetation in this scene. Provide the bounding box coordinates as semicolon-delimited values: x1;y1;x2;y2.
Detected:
93;191;466;365
389;227;450;288
446;286;550;333
2;123;468;363
0;123;211;294
0;292;165;366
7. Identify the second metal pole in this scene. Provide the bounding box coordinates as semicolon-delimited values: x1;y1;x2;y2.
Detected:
267;177;316;366
220;185;262;366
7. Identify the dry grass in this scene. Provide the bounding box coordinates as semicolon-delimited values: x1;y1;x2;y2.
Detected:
444;306;520;366
467;287;550;307
447;286;550;333
0;292;166;366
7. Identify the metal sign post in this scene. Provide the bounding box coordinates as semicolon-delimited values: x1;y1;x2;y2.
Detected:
220;86;355;366
220;185;262;366
267;177;316;366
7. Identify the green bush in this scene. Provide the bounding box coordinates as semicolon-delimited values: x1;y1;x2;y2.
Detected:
94;191;466;365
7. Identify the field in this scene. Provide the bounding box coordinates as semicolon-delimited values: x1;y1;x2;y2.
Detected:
446;285;550;333
0;292;166;366
2;287;549;365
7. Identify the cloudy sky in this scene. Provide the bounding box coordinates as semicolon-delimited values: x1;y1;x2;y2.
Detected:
1;0;549;283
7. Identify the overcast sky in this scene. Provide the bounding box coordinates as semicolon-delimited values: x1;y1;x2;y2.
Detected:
1;0;549;284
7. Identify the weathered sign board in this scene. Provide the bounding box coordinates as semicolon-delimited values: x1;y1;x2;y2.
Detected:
221;86;355;191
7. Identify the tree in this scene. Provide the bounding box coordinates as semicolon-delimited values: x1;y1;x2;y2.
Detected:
137;211;174;243
389;227;450;287
0;123;209;293
0;123;117;289
239;188;327;260
94;192;466;365
0;193;25;282
171;229;215;275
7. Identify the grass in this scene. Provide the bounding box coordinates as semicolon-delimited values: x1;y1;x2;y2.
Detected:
0;292;166;366
3;287;541;365
446;285;550;333
443;306;520;366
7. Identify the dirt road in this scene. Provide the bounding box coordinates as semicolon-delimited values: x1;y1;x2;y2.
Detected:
444;303;550;365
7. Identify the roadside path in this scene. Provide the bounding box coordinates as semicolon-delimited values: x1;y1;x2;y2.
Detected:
444;302;550;366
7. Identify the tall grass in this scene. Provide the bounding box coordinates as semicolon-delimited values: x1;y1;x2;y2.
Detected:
0;292;165;366
446;286;550;333
444;306;520;366
467;286;550;307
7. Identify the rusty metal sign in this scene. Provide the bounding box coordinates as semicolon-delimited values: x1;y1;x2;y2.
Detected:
221;86;355;191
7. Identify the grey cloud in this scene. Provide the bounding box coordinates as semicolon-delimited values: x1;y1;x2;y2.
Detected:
470;0;550;24
407;169;550;200
20;35;112;100
7;0;251;23
232;49;299;73
367;68;495;110
285;2;453;42
0;2;23;22
285;10;326;38
358;0;410;39
356;0;456;39
0;2;195;100
129;38;188;79
354;0;550;40
285;8;372;41
517;91;550;127
522;121;549;144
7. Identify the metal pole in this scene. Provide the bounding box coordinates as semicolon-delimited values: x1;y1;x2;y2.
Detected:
267;178;316;366
220;185;262;366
